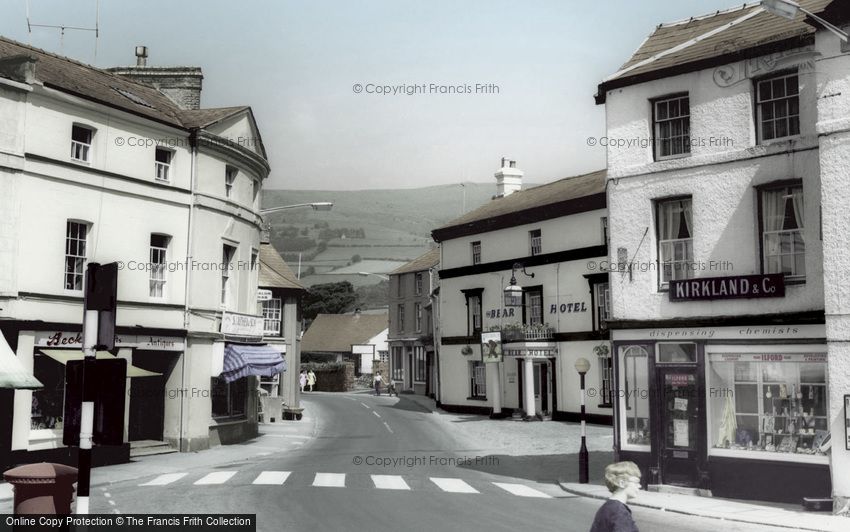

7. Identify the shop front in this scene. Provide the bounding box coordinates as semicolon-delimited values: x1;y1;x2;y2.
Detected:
612;323;831;503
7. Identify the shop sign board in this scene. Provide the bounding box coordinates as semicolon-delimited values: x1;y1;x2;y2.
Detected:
708;353;827;363
481;331;502;364
257;289;273;302
34;331;184;351
669;273;785;302
221;312;264;338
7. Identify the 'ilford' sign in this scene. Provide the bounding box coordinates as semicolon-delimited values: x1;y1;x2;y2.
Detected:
670;273;785;302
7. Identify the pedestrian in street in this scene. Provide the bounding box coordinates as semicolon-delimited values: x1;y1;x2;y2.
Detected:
307;369;316;392
299;370;307;393
589;461;641;532
374;371;383;396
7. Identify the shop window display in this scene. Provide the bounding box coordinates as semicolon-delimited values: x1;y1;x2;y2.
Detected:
709;353;828;456
31;354;65;430
620;345;651;447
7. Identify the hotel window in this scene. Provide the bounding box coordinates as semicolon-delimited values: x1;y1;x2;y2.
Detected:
756;72;799;143
64;221;88;291
653;94;690;159
619;345;651;448
761;184;805;280
594;282;610;330
414;346;426;383
149;234;170;298
70;124;93;162
657;197;693;288
471;241;481;265
522;286;543;327
464;290;483;335
211;376;248;419
529;229;542;256
597;345;613;407
155;148;172;182
415;303;422;332
397;304;405;332
708;352;828;457
415;272;423;295
221;244;236;306
391;346;404;381
225;166;237;198
262;297;282;336
469;360;486;398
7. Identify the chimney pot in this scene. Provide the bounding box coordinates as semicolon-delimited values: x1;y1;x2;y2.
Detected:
134;46;148;67
494;158;523;198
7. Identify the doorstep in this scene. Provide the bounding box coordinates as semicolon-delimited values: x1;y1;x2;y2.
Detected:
129;440;177;458
559;482;848;532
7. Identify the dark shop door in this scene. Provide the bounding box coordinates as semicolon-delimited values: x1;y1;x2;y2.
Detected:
128;352;177;441
658;368;699;486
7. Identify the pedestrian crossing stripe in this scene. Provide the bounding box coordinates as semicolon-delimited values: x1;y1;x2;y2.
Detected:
138;472;555;499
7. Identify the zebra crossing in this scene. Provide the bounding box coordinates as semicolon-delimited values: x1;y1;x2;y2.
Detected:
137;471;555;499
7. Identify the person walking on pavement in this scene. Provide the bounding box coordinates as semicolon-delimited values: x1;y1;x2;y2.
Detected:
307;369;317;392
374;371;383;396
299;370;307;393
589;461;641;532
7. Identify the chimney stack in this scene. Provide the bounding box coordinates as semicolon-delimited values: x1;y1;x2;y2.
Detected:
495;158;523;198
107;46;204;110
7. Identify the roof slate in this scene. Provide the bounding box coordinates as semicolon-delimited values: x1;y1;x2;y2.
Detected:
259;243;305;291
178;106;250;128
433;169;607;233
391;248;440;275
301;313;389;353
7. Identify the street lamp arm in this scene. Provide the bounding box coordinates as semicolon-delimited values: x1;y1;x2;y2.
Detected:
259;202;334;215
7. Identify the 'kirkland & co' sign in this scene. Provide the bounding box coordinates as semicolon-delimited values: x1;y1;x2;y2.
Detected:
669;273;785;302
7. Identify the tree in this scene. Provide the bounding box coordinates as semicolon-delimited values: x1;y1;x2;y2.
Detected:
302;281;357;320
351;254;362;263
351;280;389;311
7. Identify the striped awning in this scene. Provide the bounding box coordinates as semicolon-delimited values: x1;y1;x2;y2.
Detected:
221;344;285;383
1;330;43;389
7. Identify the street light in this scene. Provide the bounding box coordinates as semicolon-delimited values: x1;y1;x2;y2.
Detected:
760;0;848;42
574;357;591;484
504;263;534;307
259;202;334;215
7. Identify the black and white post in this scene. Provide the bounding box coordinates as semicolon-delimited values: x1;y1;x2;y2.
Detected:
575;357;590;484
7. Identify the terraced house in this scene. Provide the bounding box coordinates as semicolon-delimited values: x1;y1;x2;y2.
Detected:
432;160;612;423
0;38;283;469
597;0;849;511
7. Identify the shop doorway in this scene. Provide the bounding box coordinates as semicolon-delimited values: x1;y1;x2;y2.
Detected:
128;351;178;442
533;360;552;416
657;367;699;486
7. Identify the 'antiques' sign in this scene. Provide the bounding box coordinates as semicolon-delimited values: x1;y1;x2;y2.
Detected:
669;273;784;302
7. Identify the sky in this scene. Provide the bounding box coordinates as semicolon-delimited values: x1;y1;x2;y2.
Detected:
1;0;745;190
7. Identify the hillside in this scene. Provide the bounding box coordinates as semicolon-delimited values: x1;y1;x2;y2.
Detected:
261;182;512;286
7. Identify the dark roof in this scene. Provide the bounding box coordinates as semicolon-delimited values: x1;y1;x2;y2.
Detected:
391;248;439;275
178;106;249;128
301;313;388;353
259;243;305;291
596;0;832;102
432;169;607;242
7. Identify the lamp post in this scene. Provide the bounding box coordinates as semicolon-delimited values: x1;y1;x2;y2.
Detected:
760;0;848;41
574;357;591;484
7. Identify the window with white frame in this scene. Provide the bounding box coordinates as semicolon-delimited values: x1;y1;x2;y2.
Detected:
756;72;800;143
761;184;805;280
415;303;422;332
594;282;610;330
471;241;481;265
397;304;405;332
465;292;482;335
657;197;694;287
391;346;404;381
64;221;88;291
415;272;423;295
221;244;236;306
414;346;426;383
225;166;237;198
529;229;542;256
619;345;651;447
262;298;282;336
654;94;690;159
470;361;486;398
523;287;543;326
155;148;172;182
149;234;169;298
70;125;93;162
597;345;613;406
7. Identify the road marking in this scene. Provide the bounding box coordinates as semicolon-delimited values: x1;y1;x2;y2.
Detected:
139;473;187;486
360;402;371;409
313;473;346;487
253;471;291;485
194;471;237;485
371;475;410;490
372;411;381;418
430;478;479;494
383;421;394;434
493;483;552;498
